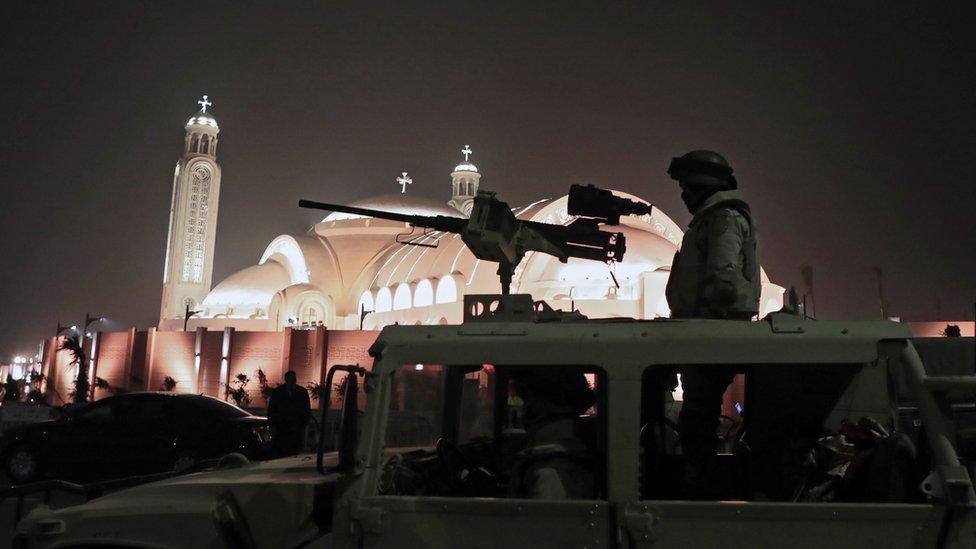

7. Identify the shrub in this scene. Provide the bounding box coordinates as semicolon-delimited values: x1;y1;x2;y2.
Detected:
224;372;251;409
160;376;178;391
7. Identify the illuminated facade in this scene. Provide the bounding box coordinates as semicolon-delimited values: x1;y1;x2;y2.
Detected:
159;139;784;332
160;96;222;321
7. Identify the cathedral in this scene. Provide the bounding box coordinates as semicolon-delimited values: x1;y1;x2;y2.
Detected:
158;99;785;333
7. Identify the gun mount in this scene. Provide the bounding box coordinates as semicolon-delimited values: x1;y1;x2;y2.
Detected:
299;189;627;294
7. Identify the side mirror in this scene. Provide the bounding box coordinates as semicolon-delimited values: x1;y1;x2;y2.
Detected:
337;372;360;473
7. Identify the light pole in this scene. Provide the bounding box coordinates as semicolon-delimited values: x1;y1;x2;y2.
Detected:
184;303;201;332
81;313;105;400
55;322;76;337
359;304;373;330
84;313;106;338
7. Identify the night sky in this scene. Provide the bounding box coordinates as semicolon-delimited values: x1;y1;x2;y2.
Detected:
1;2;974;359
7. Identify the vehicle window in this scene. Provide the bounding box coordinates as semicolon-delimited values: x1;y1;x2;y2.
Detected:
382;364;606;500
638;363;921;503
113;396;172;426
136;398;167;422
191;396;249;418
386;364;445;448
458;368;494;443
77;400;115;423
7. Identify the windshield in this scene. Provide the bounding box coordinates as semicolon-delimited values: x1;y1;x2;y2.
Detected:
386;364;495;448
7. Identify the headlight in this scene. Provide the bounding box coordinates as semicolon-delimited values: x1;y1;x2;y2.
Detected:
251;425;271;444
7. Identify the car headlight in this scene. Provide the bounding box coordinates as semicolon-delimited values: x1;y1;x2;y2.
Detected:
251;425;271;444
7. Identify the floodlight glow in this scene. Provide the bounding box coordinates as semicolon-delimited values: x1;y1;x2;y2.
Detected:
393;283;412;310
413;279;434;307
358;290;374;313
435;275;457;304
375;287;392;313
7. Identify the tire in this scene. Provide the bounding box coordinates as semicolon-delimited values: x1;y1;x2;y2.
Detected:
5;445;40;484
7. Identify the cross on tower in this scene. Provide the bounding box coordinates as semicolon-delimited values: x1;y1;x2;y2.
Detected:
461;145;473;162
197;95;212;112
396;172;413;194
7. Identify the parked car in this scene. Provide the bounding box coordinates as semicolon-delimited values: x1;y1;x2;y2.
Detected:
0;392;271;484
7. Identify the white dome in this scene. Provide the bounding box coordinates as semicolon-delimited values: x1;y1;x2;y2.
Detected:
186;111;219;130
453;162;478;173
202;260;288;308
322;193;461;222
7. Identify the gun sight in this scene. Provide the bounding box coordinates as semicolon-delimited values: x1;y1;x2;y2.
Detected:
568;184;653;225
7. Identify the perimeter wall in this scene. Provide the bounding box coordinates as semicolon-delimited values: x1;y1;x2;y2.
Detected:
38;326;378;409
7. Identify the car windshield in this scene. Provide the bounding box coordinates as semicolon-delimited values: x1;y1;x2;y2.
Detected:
190;396;250;418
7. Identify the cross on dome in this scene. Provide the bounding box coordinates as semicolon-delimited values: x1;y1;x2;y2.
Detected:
461;145;473;162
197;95;212;112
396;172;413;194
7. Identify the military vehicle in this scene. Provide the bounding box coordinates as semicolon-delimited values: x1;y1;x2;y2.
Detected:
12;187;976;548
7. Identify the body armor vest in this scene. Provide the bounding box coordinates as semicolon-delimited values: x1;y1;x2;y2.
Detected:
665;190;760;319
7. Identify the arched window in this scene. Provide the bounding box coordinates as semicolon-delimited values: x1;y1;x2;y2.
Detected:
190;134;200;153
375;287;392;312
304;306;318;325
201;135;209;154
435;275;458;304
393;283;412;310
414;279;434;307
358;290;374;313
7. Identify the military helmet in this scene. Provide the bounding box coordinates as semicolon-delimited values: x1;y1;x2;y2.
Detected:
667;150;737;189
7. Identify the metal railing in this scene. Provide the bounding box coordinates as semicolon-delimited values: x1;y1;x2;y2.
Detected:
900;342;976;507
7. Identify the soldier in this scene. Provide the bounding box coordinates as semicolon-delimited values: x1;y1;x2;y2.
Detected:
664;150;761;498
509;368;596;499
267;371;312;456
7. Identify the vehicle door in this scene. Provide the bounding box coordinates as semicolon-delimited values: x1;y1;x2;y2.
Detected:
344;363;613;549
115;395;177;474
625;362;946;548
49;398;122;479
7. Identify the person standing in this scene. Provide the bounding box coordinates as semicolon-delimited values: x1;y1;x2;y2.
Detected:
664;150;761;498
267;371;311;457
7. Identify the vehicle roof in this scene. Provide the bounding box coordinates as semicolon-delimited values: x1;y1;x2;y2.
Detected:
101;392;225;400
370;313;912;374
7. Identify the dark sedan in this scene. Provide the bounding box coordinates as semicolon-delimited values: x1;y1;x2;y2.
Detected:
0;392;271;484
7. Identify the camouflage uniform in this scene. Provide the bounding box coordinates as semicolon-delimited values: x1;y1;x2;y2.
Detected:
509;368;595;499
665;188;760;497
665;189;760;320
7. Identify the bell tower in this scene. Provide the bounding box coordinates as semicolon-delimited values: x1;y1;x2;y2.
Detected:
160;95;222;323
448;144;480;216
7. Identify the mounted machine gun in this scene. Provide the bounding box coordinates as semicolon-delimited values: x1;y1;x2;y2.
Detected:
300;186;650;294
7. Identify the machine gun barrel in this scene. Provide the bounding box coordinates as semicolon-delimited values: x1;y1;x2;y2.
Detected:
298;199;467;233
300;189;627;295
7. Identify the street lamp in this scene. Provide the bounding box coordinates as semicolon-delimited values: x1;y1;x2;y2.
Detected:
184;303;202;332
359;304;373;330
84;313;106;338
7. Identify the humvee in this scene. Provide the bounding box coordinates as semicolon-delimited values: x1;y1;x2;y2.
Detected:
13;295;976;548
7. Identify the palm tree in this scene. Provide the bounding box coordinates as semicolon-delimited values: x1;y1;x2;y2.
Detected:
58;335;90;403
